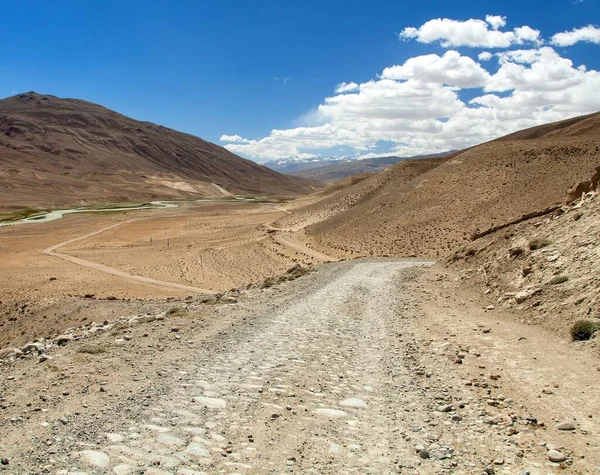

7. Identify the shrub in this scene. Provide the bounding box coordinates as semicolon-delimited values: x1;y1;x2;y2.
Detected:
528;237;551;250
549;275;569;285
76;344;106;355
570;320;598;341
509;247;524;258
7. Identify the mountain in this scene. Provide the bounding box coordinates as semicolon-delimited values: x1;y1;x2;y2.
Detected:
264;152;454;181
290;152;455;181
264;156;355;174
278;112;600;259
0;92;319;210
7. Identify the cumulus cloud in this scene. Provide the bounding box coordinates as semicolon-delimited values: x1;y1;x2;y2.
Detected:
221;17;600;161
551;25;600;46
485;15;506;30
381;50;490;88
335;82;359;93
220;134;250;143
399;16;541;48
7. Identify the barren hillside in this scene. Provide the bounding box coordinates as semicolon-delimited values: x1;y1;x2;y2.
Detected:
449;185;599;338
292;113;599;259
0;92;319;210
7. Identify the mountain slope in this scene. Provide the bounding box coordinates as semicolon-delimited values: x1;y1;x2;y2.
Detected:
0;92;319;210
287;112;600;259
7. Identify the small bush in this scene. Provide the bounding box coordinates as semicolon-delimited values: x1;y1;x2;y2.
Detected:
76;344;106;355
549;275;569;285
509;247;524;258
570;320;598;341
528;237;551;250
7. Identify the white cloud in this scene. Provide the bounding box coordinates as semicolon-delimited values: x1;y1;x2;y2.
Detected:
486;15;506;30
222;17;600;161
486;47;589;92
399;16;541;48
220;134;250;143
381;50;490;88
551;25;600;46
335;82;359;93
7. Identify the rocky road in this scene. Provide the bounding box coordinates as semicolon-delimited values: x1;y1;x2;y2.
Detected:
3;259;599;474
57;260;436;474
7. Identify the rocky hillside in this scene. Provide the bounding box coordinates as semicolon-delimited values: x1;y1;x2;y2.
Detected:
0;92;319;210
291;113;599;259
449;179;599;339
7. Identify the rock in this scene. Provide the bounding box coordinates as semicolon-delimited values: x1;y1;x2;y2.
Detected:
1;457;8;465
494;458;505;465
556;422;576;431
77;450;110;468
418;449;430;459
486;305;496;310
157;433;185;448
313;408;347;417
437;404;453;413
339;398;368;408
548;449;567;463
55;335;74;346
105;433;125;443
515;289;541;304
192;396;227;408
22;342;44;354
38;354;52;363
0;348;18;360
113;464;136;475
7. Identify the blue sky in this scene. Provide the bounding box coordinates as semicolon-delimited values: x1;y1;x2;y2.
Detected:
1;0;599;162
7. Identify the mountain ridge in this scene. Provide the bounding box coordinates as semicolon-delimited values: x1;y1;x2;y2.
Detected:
0;92;319;210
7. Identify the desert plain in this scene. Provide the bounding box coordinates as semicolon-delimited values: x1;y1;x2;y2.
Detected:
0;200;327;348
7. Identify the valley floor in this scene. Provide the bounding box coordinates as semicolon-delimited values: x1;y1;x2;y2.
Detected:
1;260;599;474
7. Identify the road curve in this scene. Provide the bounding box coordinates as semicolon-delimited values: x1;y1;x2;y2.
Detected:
272;231;336;262
42;219;217;294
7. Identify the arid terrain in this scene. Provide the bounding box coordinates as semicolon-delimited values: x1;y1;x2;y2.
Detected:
1;109;599;474
280;113;600;260
0;200;330;349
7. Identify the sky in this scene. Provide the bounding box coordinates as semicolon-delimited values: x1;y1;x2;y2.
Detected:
1;0;599;163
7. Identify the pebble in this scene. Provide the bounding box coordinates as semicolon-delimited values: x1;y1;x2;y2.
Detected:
418;449;430;459
548;449;567;463
77;450;110;468
339;398;368;408
556;422;576;431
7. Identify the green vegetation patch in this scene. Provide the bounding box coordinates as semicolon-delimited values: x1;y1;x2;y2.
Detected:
570;320;599;341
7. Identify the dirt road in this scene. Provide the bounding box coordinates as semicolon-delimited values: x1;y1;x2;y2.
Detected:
42;219;217;295
2;260;599;474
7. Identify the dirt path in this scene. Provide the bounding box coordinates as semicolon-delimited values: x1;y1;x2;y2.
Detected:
42;219;217;295
272;231;336;262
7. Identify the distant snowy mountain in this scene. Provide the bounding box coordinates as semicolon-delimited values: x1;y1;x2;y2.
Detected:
265;153;456;181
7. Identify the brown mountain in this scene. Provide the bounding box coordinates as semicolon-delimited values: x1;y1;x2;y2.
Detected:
282;112;600;259
0;92;319;210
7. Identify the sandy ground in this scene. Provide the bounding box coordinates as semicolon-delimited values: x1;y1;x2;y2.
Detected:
1;260;598;474
0;201;330;348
